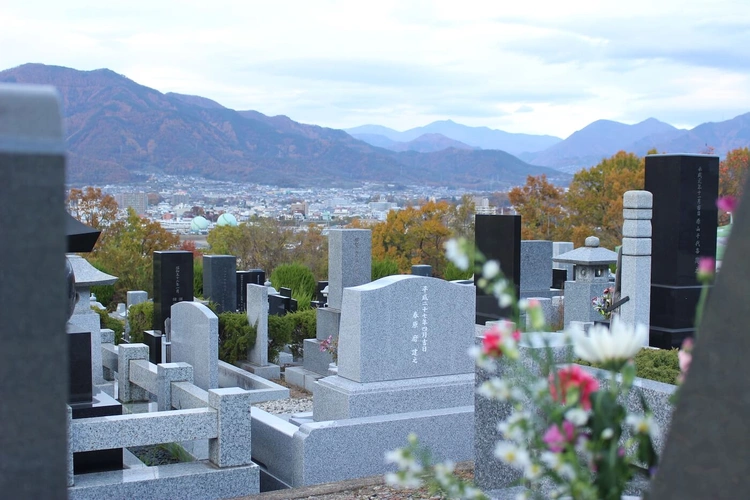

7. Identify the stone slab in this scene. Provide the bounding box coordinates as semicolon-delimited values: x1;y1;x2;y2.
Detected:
216;361;289;402
284;367;323;393
127;291;148;309
315;307;341;341
302;338;333;376
327;229;372;310
313;373;474;421
520;240;553;292
337;276;475;383
251;405;474;488
237;361;281;381
246;284;269;366
170;301;219;390
68;461;259;500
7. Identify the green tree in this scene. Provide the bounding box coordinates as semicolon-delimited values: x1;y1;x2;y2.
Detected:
90;208;180;295
508;174;565;240
206;217;291;272
563;151;646;248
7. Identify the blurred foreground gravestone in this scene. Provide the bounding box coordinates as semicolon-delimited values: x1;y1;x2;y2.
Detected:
0;84;68;497
647;173;750;499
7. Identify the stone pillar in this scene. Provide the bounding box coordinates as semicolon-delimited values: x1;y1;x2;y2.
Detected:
326;229;372;310
0;84;68;497
620;191;653;338
241;284;280;379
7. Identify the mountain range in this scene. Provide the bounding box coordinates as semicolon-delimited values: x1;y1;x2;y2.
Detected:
0;63;568;188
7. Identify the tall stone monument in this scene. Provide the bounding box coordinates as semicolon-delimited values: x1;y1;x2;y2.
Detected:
475;215;521;324
0;84;68;497
645;154;719;348
203;255;236;313
151;250;193;363
619;190;653;335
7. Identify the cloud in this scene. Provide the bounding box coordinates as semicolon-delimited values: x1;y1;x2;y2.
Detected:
516;105;534;113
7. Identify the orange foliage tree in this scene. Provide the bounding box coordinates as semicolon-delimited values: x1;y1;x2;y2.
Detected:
562;151;648;249
67;186;119;230
508;174;565;240
719;147;750;202
371;201;454;276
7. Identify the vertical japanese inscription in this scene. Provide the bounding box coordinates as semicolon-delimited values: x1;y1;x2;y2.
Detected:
410;285;429;364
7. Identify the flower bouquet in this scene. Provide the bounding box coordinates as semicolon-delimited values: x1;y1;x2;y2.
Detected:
592;287;614;320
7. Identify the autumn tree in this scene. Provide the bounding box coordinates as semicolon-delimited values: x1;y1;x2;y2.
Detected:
719;146;750;201
206;217;292;274
67;186;118;230
447;194;476;240
89;208;180;295
289;224;328;280
508;175;565;240
563;151;647;248
371;201;454;276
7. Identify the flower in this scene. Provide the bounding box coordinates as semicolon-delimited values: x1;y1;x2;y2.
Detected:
543;421;576;452
626;413;660;442
717;195;737;213
444;239;469;271
481;321;521;359
570;318;648;369
494;442;531;469
564;408;590;426
677;337;694;384
483;260;500;280
592;287;614;319
697;257;715;281
549;365;599;410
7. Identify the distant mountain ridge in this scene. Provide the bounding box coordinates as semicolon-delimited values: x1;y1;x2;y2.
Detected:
0;63;569;187
347;120;562;155
349;132;476;153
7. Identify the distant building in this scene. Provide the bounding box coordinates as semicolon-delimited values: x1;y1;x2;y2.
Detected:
473;196;497;215
172;191;190;206
115;192;148;215
290;202;308;217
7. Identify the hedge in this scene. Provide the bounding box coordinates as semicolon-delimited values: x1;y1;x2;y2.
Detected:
576;347;680;385
218;311;257;365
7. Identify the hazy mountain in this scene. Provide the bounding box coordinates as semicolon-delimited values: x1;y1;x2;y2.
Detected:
347;120;562;155
530;118;685;172
645;112;750;156
350;132;475;153
0;63;568;188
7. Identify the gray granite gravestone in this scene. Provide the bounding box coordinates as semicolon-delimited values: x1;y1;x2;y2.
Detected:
203;255;237;313
0;84;68;497
646;176;750;499
520;240;553;298
170;301;219;390
327;229;372;310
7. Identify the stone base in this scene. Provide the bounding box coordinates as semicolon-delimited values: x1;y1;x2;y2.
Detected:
251;405;473;488
236;360;281;380
303;338;333;376
68;461;259;500
284;367;323;392
70;389;123;474
649;326;694;349
217;361;289;402
313;373;474;421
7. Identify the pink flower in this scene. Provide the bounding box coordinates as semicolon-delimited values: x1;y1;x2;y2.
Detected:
549;365;599;410
678;337;693;384
717;196;737;213
697;257;715;281
543;421;576;452
482;324;521;357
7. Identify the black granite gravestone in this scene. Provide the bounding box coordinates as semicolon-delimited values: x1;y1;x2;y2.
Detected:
153;251;193;333
268;294;288;316
412;264;432;277
646;172;750;499
552;268;567;290
67;329;122;474
203;255;236;313
316;281;329;303
645;154;718;348
236;269;265;312
279;287;292;298
474;214;521;324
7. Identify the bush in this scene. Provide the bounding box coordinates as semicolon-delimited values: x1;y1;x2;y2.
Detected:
267;309;317;362
372;258;400;281
576;347;680;385
194;259;204;298
91;284;116;310
218;311;257;365
92;306;126;345
128;301;153;344
292;290;313;311
442;261;474;281
270;263;317;300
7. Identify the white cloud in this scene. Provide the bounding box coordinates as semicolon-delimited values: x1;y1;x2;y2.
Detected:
1;0;749;138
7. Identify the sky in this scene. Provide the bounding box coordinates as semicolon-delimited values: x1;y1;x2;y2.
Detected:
2;0;750;139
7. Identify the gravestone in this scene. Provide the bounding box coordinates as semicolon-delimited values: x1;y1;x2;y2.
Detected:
242;284;280;379
619;190;653;334
645;154;719;348
520;240;553;298
314;275;476;421
411;264;432;277
553;242;574;285
475;215;521;324
236;269;265;312
0;84;68;497
153;251;194;333
203;255;236;314
646;173;750;499
170;301;219;390
127;290;148;309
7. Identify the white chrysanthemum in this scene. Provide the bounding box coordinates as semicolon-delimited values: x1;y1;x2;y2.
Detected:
626;413;660;441
469;345;497;372
483;260;500;280
564;408;589;426
540;451;576;480
384;448;413;469
477;378;513;401
570;318;648;365
601;428;614;440
494;442;531;469
385;471;423;489
444;239;469;271
524;461;543;480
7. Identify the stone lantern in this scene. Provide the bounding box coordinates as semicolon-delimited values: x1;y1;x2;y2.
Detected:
553;236;617;327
